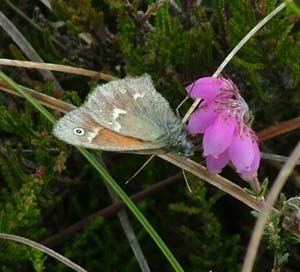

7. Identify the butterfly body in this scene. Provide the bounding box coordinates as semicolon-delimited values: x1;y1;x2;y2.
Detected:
53;74;194;156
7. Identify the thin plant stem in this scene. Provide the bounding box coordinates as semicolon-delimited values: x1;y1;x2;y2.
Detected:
0;233;87;272
261;152;300;165
182;1;290;124
42;173;182;248
96;154;150;272
242;141;300;272
0;12;63;94
0;58;116;81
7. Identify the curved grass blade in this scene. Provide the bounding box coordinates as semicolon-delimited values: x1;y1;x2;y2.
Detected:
0;71;184;272
0;233;87;272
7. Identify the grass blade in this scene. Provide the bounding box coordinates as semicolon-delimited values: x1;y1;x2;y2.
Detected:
0;70;184;272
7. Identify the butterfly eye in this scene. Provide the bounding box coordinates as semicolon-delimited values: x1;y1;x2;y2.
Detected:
73;127;85;136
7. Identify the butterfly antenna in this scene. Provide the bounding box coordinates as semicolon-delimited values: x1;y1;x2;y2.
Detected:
179;81;199;122
176;95;189;117
182;169;192;193
125;155;155;184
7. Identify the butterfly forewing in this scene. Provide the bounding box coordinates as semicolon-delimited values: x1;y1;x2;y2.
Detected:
83;74;179;144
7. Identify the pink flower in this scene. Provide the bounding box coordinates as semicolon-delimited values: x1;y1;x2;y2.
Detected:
186;77;230;100
186;76;260;181
203;113;236;158
239;141;260;180
187;101;218;135
206;151;229;174
228;126;256;173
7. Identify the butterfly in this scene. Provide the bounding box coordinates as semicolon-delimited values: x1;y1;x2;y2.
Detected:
53;74;194;156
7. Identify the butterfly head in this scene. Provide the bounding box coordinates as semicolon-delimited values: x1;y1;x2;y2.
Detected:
171;135;194;157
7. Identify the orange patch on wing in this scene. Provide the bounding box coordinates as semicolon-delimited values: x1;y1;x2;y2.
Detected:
91;126;149;149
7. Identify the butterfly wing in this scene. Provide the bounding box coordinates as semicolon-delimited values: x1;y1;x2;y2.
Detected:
83;74;179;147
53;108;165;153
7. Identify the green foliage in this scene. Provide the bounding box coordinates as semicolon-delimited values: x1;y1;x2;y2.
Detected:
52;0;105;33
169;181;241;271
2;0;300;271
56;217;141;271
115;2;215;81
224;0;300;123
0;107;57;270
29;249;47;272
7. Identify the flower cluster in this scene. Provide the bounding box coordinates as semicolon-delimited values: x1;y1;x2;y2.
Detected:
186;77;260;181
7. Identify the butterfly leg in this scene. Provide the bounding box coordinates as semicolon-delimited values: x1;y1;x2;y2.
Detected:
182;169;192;193
125;154;156;184
175;95;189;118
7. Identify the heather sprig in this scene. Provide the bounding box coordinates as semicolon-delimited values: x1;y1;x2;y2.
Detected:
186;77;260;181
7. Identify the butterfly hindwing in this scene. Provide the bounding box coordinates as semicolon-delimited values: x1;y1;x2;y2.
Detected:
53;109;163;152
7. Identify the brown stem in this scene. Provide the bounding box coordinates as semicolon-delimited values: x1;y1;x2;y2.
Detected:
257;117;300;141
42;174;182;247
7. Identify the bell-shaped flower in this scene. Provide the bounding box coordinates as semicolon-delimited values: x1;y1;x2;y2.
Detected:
239;141;261;180
186;77;228;100
228;126;255;173
203;113;236;158
206;151;230;174
186;76;260;181
187;101;218;135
